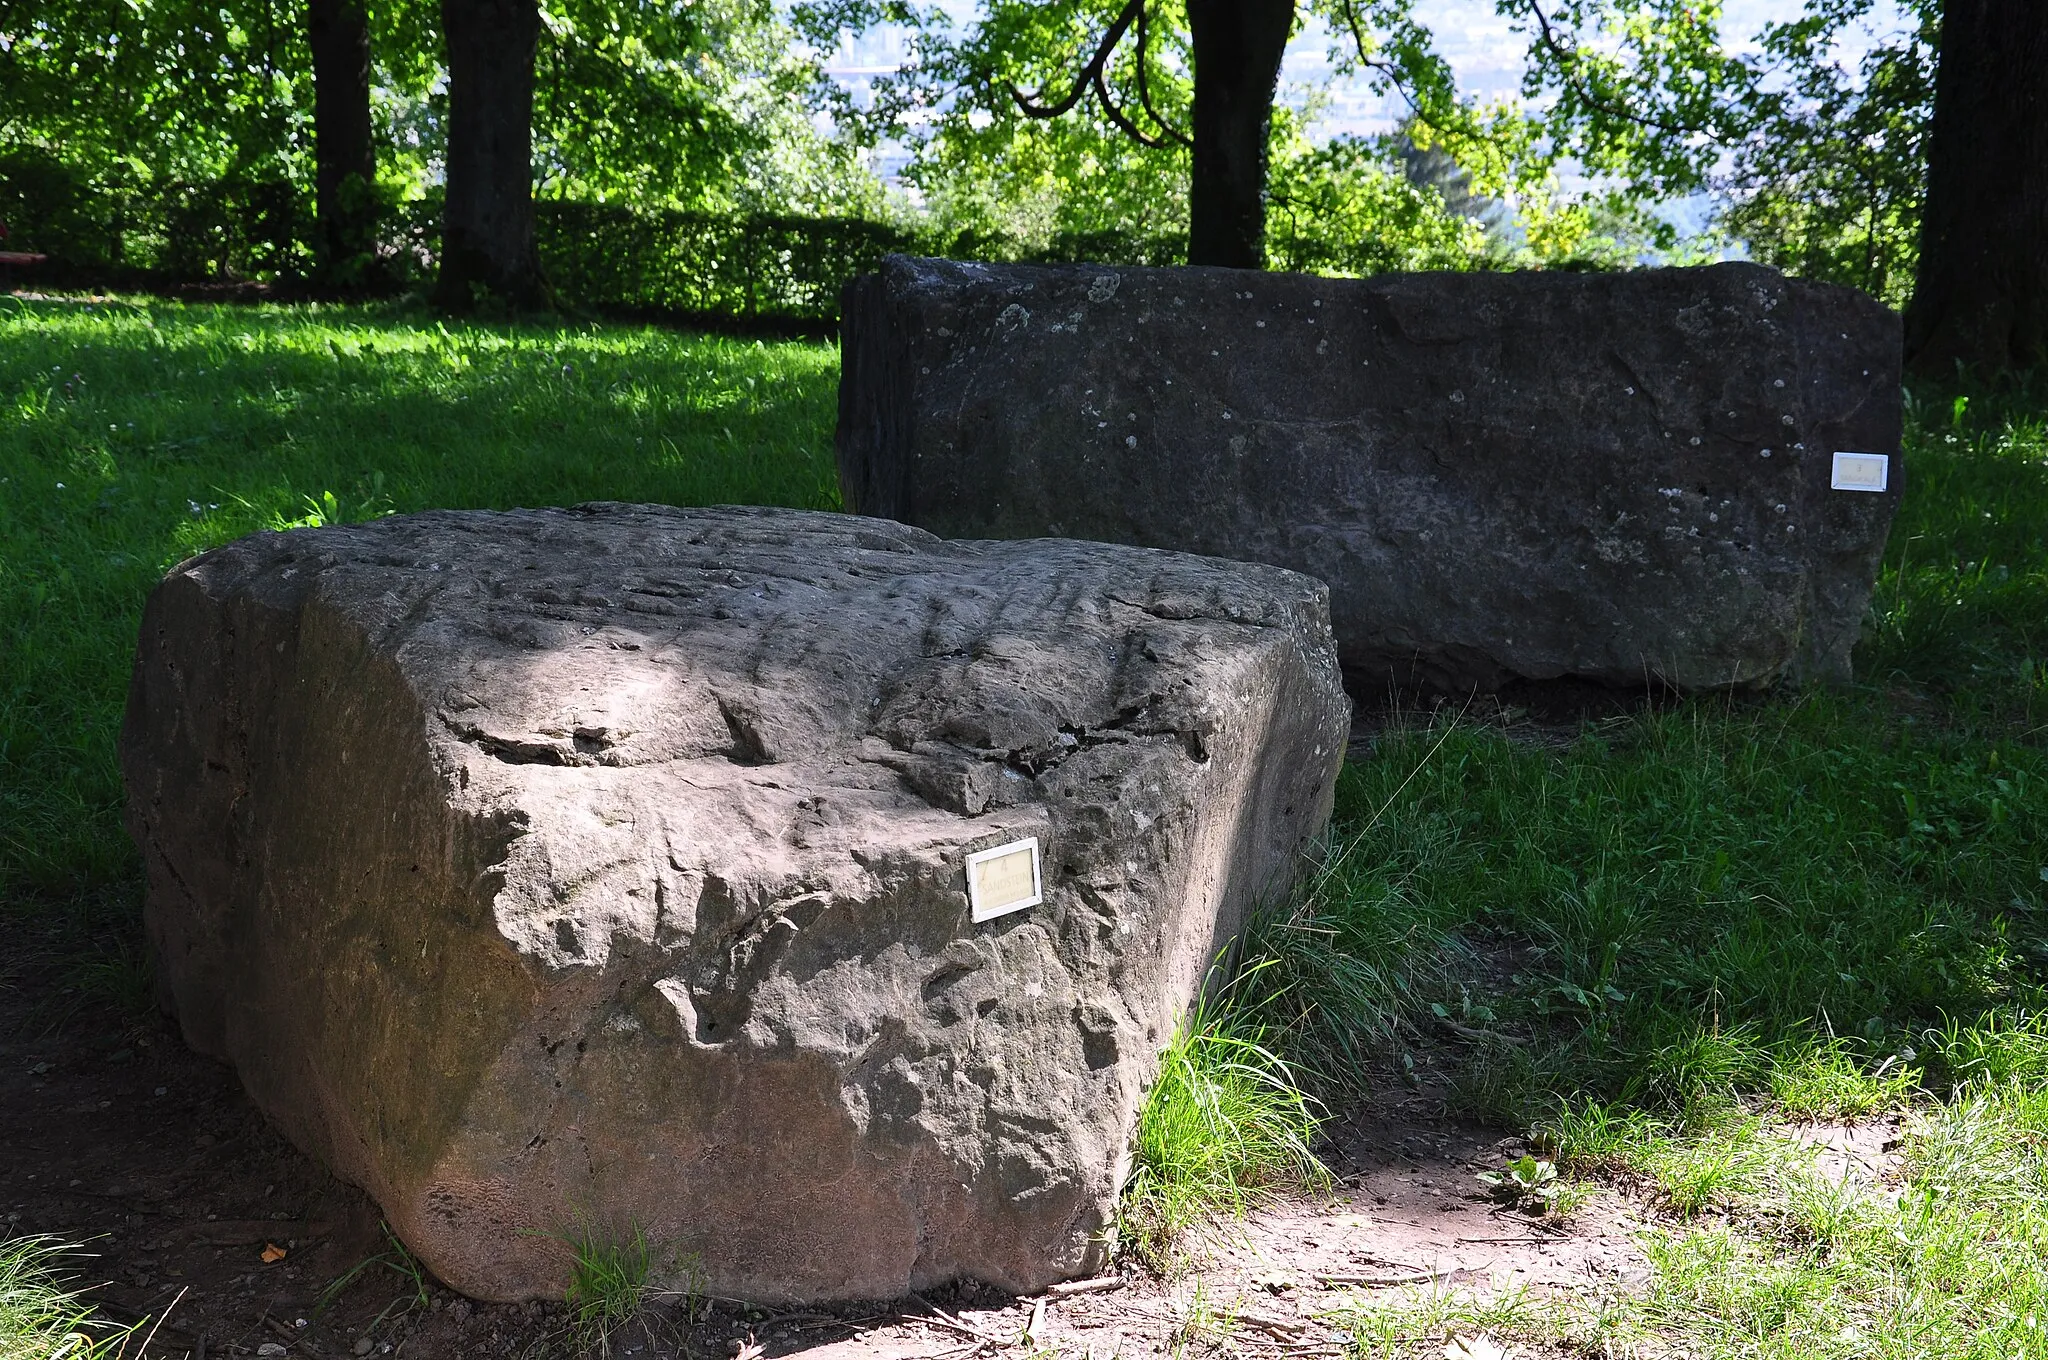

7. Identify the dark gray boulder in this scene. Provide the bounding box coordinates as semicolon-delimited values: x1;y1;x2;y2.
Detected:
121;504;1347;1304
837;256;1903;691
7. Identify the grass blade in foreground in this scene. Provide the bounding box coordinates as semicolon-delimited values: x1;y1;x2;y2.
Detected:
0;1236;143;1359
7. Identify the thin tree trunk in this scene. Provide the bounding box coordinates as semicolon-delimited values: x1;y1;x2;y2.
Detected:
435;0;548;310
1185;0;1295;269
1903;0;2048;375
308;0;378;290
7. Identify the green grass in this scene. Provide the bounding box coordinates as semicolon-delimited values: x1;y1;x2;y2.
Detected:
1289;379;2048;1355
315;1222;433;1343
1118;979;1328;1269
7;293;2048;1354
1341;1074;2048;1359
0;1236;140;1359
561;1227;655;1354
0;295;839;920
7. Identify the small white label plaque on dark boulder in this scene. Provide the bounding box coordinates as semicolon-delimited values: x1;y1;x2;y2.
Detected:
1831;450;1890;492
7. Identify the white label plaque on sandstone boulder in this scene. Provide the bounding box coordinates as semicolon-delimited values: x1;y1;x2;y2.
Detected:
967;837;1042;922
836;256;1905;692
121;504;1348;1304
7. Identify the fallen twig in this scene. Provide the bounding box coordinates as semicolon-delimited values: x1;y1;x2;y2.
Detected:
1316;1269;1452;1287
1455;1235;1556;1245
1041;1274;1124;1298
924;1344;989;1360
762;1311;846;1328
133;1286;187;1360
908;1297;1005;1346
1437;1017;1529;1047
912;1315;993;1345
1237;1309;1308;1338
80;1298;194;1342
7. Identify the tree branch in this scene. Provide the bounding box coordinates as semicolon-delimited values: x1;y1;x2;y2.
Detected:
1333;3;1473;150
1093;58;1171;147
1006;0;1189;149
1007;0;1145;120
1132;2;1191;148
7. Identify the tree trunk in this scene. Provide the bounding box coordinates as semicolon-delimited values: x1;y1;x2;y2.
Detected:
435;0;548;310
308;0;378;291
1903;0;2048;375
1186;0;1295;269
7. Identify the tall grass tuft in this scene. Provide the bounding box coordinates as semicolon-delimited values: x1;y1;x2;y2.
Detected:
560;1224;659;1356
0;1236;135;1359
1120;977;1327;1269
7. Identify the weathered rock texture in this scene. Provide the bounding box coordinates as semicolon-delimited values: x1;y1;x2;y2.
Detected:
122;504;1347;1304
838;256;1904;691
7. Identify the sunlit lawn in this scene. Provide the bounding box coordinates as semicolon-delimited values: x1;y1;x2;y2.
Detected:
5;294;2048;1359
0;294;840;902
1272;387;2048;1357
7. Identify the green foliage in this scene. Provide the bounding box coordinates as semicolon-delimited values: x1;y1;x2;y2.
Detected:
1494;0;1759;198
0;0;874;276
0;297;839;907
1120;978;1327;1268
0;1236;141;1359
806;0;1514;270
534;203;921;321
1475;1153;1574;1216
810;0;1776;272
0;0;1952;297
530;0;879;217
0;0;310;192
562;1226;653;1352
1719;0;1939;306
1264;133;1490;276
865;0;1197;258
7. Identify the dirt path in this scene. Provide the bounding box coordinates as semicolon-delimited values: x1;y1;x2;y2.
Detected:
0;950;1654;1360
771;1094;1649;1360
6;944;1649;1360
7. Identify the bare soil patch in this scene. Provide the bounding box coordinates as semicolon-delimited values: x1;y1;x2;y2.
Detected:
4;935;1652;1360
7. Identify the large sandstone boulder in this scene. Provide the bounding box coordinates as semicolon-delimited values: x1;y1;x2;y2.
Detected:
122;504;1347;1304
837;256;1904;692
